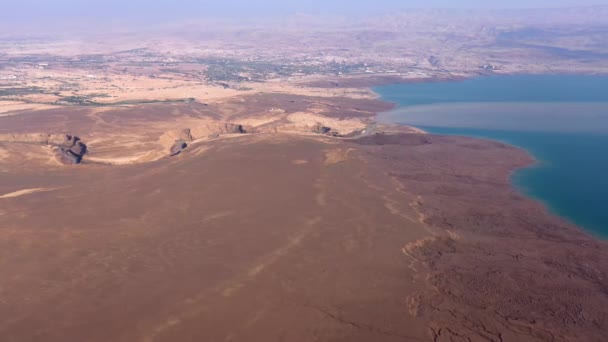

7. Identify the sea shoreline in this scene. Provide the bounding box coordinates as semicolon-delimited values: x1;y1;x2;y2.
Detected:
367;74;607;239
351;127;608;341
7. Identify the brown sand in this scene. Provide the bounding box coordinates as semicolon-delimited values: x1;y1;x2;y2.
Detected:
0;134;431;342
0;96;607;341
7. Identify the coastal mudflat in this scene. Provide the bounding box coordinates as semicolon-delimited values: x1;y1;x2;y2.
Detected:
353;133;608;341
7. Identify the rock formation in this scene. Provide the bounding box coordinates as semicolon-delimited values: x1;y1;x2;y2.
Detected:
312;124;332;135
57;135;88;164
213;123;247;135
0;133;88;164
163;124;252;157
170;141;189;156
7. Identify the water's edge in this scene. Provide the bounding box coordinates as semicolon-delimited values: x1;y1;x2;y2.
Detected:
372;76;608;238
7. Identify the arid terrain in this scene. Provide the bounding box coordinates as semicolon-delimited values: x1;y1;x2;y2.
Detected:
2;94;608;342
1;5;608;342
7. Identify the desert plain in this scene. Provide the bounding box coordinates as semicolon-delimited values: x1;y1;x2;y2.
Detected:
1;6;608;342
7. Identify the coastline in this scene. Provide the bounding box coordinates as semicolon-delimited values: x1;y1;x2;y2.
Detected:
368;74;608;239
349;75;608;339
410;126;608;239
350;122;608;341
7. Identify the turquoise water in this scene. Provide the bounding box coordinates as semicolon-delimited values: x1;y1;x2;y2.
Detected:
374;75;608;237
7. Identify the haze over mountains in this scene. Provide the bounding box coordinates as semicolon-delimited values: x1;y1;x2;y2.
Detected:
2;3;608;32
2;0;605;21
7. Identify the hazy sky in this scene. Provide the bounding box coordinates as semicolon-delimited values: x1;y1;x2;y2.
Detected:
2;0;606;22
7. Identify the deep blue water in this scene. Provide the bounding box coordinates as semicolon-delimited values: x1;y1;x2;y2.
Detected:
374;75;608;237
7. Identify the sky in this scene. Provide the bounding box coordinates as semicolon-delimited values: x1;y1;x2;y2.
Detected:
1;0;606;22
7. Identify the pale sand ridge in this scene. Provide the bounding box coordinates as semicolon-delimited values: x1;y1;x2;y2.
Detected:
0;188;57;199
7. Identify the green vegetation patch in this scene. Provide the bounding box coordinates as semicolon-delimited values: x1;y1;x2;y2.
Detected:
0;86;46;97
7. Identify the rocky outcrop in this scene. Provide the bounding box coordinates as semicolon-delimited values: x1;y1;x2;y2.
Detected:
170;128;194;142
163;123;253;157
312;124;332;135
159;129;194;157
170;141;189;156
217;123;247;134
311;124;342;137
57;135;88;164
0;133;88;164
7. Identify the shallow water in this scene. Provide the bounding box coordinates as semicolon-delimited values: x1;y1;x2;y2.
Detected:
375;75;608;237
